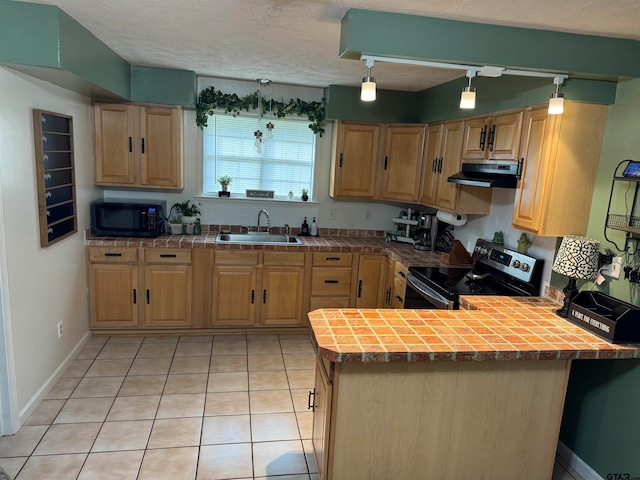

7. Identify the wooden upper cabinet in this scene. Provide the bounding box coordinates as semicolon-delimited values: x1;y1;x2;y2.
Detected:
94;103;183;189
418;124;443;206
512;102;608;236
435;121;465;211
462;111;523;161
379;125;425;202
330;121;381;198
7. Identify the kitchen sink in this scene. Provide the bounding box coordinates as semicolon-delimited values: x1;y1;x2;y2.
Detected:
215;232;303;245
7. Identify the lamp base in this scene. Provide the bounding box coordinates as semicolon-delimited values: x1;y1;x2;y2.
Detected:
555;277;578;318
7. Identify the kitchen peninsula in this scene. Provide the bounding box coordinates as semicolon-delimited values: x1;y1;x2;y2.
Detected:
307;298;640;480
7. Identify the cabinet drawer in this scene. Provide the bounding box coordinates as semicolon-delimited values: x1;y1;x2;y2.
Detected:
394;262;408;280
311;268;353;296
145;248;192;264
89;247;138;263
312;252;353;267
215;251;260;265
263;252;306;266
309;296;351;310
392;276;407;307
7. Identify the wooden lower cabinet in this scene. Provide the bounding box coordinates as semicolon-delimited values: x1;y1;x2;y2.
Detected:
312;358;571;480
211;266;258;326
262;266;305;325
144;264;192;327
390;261;408;308
89;263;139;328
309;253;354;309
355;254;386;308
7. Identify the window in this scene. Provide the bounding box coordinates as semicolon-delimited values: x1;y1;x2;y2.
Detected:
203;114;315;199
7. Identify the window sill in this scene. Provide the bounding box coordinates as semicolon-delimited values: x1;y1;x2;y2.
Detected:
195;195;319;206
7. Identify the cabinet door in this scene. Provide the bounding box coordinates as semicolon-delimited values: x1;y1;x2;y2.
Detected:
418;124;443;206
489;111;523;160
383;258;395;308
512;107;550;233
331;122;380;198
94;103;136;185
89;264;139;328
379;125;425;202
261;266;304;326
461;117;489;161
355;255;386;308
144;265;192;327
139;106;183;189
211;266;258;326
435;121;464;211
312;358;332;480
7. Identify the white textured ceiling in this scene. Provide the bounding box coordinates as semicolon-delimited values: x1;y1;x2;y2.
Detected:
22;0;640;91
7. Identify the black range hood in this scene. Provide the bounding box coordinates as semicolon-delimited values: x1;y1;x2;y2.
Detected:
447;161;522;188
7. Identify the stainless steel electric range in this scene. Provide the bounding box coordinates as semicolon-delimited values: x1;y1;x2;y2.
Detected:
405;239;544;309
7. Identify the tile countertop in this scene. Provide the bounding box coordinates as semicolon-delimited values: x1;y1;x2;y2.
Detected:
307;296;640;363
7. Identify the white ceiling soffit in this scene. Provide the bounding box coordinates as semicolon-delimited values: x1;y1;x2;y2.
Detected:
20;0;640;92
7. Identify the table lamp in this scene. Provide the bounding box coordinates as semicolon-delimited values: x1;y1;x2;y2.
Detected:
551;235;600;318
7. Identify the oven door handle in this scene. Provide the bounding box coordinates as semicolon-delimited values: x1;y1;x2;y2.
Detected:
406;274;454;310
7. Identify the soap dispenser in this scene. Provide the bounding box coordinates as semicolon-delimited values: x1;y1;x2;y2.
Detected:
310;217;318;236
301;217;309;236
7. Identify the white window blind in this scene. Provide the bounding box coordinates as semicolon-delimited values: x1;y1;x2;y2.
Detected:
203;114;315;198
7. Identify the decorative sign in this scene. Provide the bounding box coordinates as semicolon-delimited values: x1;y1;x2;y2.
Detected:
246;189;274;198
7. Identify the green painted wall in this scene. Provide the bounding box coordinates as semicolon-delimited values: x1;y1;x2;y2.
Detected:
131;66;196;107
324;85;420;122
558;77;640;478
341;9;640;80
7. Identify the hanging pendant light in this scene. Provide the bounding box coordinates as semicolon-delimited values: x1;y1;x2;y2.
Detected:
361;58;376;102
459;70;476;109
548;76;565;115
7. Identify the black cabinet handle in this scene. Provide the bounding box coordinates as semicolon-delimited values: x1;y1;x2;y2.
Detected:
386;287;391;305
395;295;404;302
141;138;145;154
358;279;363;298
398;271;406;278
479;125;487;151
384;156;388;170
488;125;496;152
308;389;316;410
251;289;255;304
325;257;341;262
146;289;150;304
128;137;132;153
263;289;267;304
104;253;122;257
133;289;137;304
432;158;436;172
160;254;177;258
339;153;343;167
437;157;443;173
516;158;524;180
324;280;339;284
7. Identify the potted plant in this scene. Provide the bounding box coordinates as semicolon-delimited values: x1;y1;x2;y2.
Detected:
167;208;184;235
218;175;232;197
301;188;309;201
171;200;201;234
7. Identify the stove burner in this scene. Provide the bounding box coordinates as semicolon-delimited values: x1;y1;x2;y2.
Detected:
464;280;483;293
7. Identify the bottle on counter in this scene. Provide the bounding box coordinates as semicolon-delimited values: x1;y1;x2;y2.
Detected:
301;217;309;236
310;217;318;236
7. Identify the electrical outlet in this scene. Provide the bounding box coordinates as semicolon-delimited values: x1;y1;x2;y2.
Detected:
602;256;623;279
57;321;63;338
364;209;371;221
328;208;337;220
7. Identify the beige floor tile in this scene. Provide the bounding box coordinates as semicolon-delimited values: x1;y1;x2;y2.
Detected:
207;372;248;392
248;354;285;372
251;413;300;442
44;377;80;399
169;356;210;374
209;355;248;372
76;344;103;360
156;393;205;419
71;376;124;398
147;417;202;449
62;359;92;378
201;415;251;445
106;395;161;421
138;446;198;480
205;392;250;416
279;335;314;353
78;450;144;480
253;440;308;477
136;343;177;358
213;334;246;343
85;358;133;377
247;334;279;342
179;334;214;343
164;373;208;394
255;475;310;480
248;341;282;354
107;336;145;344
24;399;65;426
54;397;114;424
302;439;318;474
197;443;253;480
211;342;247;356
15;453;86;480
286;369;315;390
34;423;102;455
0;456;27;478
87;335;109;345
296;411;313;439
283;353;316;370
92;420;153;452
143;335;179;344
97;343;140;359
118;375;167;396
249;370;290;390
175;341;212;357
0;425;47;457
290;389;313;413
128;357;172;376
250;389;294;414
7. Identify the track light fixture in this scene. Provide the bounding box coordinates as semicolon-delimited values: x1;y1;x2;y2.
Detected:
459;70;477;109
361;58;376;102
548;76;565;115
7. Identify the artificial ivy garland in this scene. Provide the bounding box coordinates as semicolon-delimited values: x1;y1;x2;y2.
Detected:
196;86;326;136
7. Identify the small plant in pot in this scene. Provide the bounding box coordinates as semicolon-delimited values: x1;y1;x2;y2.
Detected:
170;200;201;234
218;175;232;197
301;188;309;201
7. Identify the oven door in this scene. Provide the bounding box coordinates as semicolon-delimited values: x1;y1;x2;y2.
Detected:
405;274;455;310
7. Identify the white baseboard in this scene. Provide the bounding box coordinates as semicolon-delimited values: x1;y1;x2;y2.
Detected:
17;331;91;426
557;441;604;480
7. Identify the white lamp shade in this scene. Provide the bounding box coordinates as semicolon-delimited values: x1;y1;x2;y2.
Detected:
548;95;565;115
552;235;600;279
459;88;476;109
361;80;376;101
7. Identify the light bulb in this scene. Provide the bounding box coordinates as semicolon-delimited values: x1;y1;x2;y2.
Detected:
460;87;476;109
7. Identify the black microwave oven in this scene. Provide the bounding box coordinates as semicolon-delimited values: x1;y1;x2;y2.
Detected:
91;200;166;238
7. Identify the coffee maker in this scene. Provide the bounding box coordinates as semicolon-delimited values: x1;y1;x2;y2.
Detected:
413;213;437;251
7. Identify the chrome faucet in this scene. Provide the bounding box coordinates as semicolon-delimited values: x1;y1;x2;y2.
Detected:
257;209;270;233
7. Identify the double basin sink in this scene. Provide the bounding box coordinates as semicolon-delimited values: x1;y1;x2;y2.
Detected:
215;232;303;245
